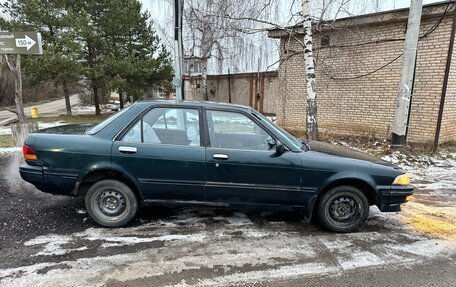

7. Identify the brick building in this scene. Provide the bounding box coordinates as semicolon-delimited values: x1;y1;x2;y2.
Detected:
269;1;456;145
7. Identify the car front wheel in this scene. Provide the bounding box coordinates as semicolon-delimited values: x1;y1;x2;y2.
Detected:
85;179;138;227
317;185;369;233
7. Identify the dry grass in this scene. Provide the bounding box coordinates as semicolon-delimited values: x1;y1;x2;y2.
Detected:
402;201;456;242
0;135;13;148
285;129;456;155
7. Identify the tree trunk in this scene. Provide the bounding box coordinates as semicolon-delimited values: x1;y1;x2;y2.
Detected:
5;55;27;123
62;81;72;116
119;88;124;109
202;59;209;101
11;122;39;147
302;0;319;140
93;86;101;115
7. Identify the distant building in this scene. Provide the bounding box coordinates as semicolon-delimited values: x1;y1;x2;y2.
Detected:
269;1;456;145
185;71;279;115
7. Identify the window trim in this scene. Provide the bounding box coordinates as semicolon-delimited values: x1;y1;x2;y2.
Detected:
114;105;204;147
204;108;280;152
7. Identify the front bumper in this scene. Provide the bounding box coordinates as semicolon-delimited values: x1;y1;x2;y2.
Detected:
377;185;414;212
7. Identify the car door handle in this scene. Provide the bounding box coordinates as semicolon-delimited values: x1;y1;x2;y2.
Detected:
119;146;137;154
213;154;229;160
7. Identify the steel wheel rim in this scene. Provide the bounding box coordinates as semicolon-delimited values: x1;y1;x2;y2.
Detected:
92;188;130;222
325;192;363;227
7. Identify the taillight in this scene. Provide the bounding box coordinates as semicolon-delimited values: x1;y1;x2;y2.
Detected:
23;145;38;161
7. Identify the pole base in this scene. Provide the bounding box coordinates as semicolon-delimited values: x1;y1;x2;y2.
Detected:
391;133;406;147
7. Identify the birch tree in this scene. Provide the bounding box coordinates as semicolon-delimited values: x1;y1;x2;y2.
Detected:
302;0;318;140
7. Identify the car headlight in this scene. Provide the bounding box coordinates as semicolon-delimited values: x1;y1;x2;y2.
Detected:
393;173;410;186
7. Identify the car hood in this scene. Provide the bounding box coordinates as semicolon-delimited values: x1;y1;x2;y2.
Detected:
33;124;94;135
307;141;395;167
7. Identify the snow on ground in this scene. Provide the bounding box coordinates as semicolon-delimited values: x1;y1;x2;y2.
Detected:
1;208;455;287
0;126;12;136
381;151;456;194
0;121;66;136
330;140;456;194
73;106;96;113
266;116;277;123
0;147;22;155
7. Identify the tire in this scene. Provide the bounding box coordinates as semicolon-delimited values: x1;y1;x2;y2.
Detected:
85;179;138;227
317;185;369;233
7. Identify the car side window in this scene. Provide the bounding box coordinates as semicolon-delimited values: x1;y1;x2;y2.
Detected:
121;108;200;146
121;120;142;142
206;110;274;151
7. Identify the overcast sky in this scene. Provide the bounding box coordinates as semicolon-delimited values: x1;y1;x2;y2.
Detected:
142;0;448;23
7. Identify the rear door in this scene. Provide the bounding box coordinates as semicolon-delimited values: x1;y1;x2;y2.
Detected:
112;106;205;201
204;109;304;205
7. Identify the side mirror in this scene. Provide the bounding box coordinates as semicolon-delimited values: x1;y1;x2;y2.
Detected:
275;140;285;155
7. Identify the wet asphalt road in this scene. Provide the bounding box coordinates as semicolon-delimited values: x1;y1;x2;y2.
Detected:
1;153;456;287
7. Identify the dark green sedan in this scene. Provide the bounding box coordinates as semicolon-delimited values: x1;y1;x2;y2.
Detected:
19;101;413;232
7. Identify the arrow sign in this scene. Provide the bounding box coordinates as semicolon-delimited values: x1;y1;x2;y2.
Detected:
0;32;43;55
15;35;36;51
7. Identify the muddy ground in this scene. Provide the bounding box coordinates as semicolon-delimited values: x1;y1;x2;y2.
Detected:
1;153;456;287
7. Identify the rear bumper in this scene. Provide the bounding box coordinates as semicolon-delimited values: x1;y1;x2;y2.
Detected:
377;185;414;212
19;163;45;191
20;163;77;195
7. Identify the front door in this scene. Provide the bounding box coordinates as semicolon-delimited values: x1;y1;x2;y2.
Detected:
112;106;205;201
204;109;303;205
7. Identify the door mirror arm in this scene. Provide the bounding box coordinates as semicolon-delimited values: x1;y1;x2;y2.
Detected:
275;140;285;155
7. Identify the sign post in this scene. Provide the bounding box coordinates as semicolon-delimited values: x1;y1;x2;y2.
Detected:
1;31;43;146
0;32;43;55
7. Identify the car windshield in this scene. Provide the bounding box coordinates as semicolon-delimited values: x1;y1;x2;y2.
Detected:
252;111;304;150
86;105;133;135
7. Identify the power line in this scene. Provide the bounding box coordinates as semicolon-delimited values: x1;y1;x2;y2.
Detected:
325;3;455;81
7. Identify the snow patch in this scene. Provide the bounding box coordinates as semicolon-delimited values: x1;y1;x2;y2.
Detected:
73;106;95;113
0;147;21;154
0;121;66;136
381;151;456;193
4;209;456;287
24;234;88;256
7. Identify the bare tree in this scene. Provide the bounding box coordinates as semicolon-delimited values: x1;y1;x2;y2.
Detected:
150;0;283;99
4;55;26;123
182;0;282;100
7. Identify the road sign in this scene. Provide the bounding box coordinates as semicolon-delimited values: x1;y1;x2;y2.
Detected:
0;32;43;55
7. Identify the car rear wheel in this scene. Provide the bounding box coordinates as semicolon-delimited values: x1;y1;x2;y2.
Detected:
317;185;369;233
85;179;138;227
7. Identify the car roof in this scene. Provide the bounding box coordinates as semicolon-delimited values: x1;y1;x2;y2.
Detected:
137;99;253;112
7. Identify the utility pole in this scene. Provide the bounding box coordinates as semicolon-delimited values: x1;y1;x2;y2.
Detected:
173;0;184;100
228;68;232;103
392;0;423;147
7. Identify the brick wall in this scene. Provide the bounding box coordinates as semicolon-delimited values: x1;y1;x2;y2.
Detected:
185;72;278;114
276;12;455;144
